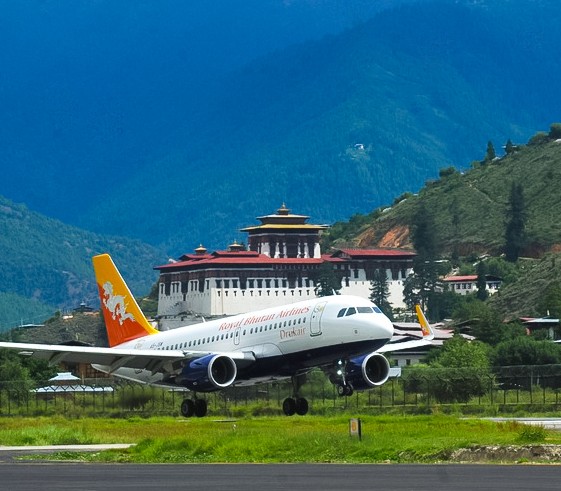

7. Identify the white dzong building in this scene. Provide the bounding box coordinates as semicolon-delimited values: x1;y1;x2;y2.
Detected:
155;205;415;320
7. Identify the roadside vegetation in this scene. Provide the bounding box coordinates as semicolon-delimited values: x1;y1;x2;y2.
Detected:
1;415;560;464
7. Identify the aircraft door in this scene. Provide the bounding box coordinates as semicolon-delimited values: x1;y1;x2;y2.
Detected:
234;326;241;346
310;301;327;337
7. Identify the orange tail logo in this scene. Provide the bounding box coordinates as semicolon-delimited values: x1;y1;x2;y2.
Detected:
93;254;158;347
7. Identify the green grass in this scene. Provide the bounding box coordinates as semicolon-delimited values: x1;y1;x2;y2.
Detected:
1;415;560;463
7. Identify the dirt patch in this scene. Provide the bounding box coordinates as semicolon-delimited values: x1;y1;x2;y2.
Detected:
450;445;561;463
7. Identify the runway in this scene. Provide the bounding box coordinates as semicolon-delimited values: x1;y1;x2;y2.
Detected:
0;462;560;491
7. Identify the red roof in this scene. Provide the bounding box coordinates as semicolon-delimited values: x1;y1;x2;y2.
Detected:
157;247;415;271
156;253;323;270
443;275;477;282
334;248;416;258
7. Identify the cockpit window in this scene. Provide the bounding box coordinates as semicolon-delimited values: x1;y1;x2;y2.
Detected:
357;307;374;314
337;308;346;318
373;306;382;313
345;307;356;316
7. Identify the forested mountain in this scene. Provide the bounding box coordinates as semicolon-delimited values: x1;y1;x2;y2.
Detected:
326;127;561;257
1;1;560;255
322;126;561;319
0;196;164;331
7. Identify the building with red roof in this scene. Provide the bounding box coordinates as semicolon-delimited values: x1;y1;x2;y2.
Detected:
442;274;502;296
155;205;416;319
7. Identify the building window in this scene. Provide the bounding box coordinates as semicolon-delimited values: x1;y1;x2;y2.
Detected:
216;280;222;288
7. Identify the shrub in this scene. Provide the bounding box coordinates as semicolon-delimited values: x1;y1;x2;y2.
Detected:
528;131;549;146
549;123;561;140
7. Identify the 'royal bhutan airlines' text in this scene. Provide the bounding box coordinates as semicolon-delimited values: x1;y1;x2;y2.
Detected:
218;306;310;331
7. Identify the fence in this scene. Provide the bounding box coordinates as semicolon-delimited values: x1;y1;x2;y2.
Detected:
2;365;561;417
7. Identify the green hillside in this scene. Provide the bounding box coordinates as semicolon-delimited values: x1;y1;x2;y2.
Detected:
0;196;165;331
323;126;561;319
330;127;561;257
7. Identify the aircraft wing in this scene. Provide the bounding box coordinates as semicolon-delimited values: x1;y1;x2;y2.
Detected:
0;342;255;373
376;338;433;353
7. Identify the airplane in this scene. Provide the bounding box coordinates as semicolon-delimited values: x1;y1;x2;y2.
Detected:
0;254;434;417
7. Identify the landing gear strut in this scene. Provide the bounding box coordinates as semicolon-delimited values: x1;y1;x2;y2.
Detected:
282;373;309;416
331;360;353;397
180;397;207;418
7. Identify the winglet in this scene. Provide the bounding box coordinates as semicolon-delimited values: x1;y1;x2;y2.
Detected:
415;304;435;341
93;254;158;347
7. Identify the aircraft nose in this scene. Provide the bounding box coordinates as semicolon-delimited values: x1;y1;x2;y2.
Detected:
379;315;394;339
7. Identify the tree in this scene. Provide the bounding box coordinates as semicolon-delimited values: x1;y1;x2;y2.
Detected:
504;182;526;262
369;269;393;319
538;282;561;319
312;262;341;297
404;336;491;403
475;261;488;301
484;140;496;162
549;123;561;140
505;139;516;155
407;204;441;316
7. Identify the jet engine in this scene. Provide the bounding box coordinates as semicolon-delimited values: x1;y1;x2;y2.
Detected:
177;354;237;392
345;352;390;390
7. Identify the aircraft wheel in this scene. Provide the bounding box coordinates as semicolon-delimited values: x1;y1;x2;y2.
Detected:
295;397;309;416
337;384;353;397
194;398;208;417
180;398;195;418
282;397;296;416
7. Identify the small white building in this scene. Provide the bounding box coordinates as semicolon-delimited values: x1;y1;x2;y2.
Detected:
443;274;502;296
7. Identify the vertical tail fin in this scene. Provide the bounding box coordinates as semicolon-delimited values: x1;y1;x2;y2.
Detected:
93;254;158;347
415;304;435;341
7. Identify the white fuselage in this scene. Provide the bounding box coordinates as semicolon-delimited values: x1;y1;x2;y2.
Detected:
94;294;394;387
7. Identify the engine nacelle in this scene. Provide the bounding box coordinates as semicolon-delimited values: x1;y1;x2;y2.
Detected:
177;354;237;392
345;352;390;391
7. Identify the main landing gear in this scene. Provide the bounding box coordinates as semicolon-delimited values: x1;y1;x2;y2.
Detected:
282;374;309;416
180;397;207;418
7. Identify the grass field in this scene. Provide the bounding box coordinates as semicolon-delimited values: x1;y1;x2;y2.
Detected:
1;415;559;463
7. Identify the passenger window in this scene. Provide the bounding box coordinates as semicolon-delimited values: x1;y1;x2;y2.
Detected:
346;307;356;316
337;308;346;318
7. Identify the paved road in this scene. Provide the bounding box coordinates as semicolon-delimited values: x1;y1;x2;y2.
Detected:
0;463;560;491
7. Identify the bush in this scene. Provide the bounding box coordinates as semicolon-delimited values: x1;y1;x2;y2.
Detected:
549;123;561;140
528;131;549;146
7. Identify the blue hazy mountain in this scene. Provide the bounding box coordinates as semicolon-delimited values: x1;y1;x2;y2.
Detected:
1;0;560;254
0;195;164;330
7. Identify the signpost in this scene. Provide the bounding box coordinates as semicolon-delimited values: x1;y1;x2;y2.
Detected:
349;418;362;440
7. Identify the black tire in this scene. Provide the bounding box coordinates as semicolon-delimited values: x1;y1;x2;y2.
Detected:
336;384;346;397
282;397;296;416
194;398;208;417
295;397;309;416
344;385;354;397
180;399;195;418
